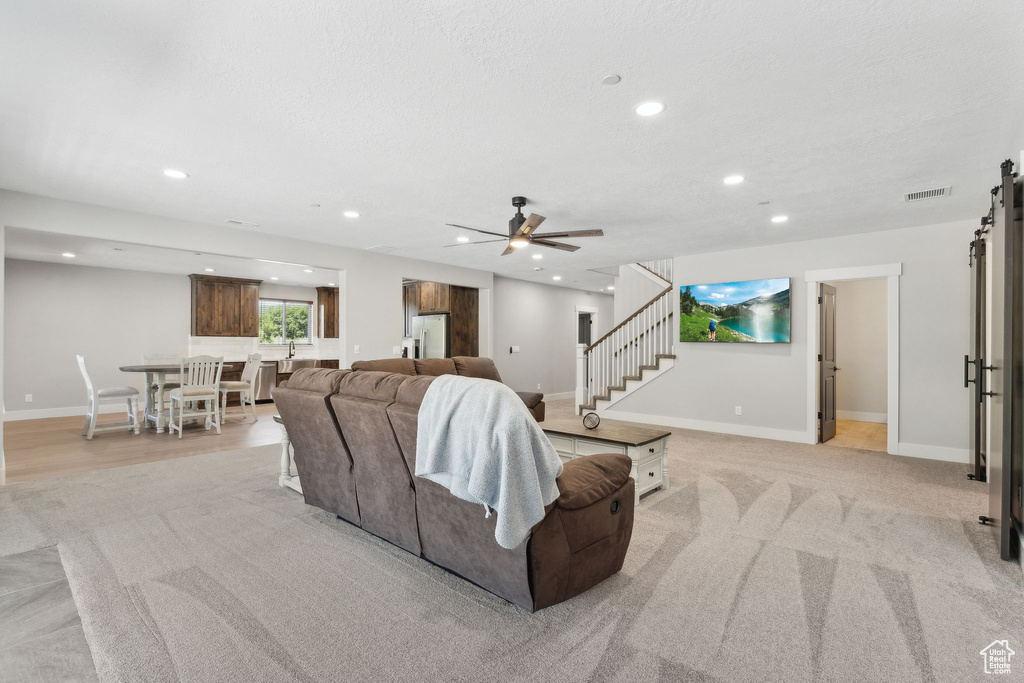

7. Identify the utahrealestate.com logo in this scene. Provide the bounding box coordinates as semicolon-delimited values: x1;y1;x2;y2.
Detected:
980;640;1015;675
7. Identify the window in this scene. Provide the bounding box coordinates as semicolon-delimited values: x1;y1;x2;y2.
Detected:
259;299;314;345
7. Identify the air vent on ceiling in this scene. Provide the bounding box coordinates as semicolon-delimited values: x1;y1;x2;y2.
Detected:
366;245;400;253
904;186;951;202
225;219;260;228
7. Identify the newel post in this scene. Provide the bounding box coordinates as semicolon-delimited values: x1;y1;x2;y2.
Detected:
575;344;587;415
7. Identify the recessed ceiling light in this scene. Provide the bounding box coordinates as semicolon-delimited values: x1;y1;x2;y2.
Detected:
303;269;314;273
771;215;789;224
270;276;279;280
509;237;529;248
456;236;470;243
61;252;76;258
327;282;336;287
635;101;665;117
532;253;543;260
163;169;189;179
309;203;320;208
602;74;621;85
343;210;359;218
204;268;215;272
552;275;562;281
607;286;615;291
723;175;744;185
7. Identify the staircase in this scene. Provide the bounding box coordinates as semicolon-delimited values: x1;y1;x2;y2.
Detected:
576;259;675;413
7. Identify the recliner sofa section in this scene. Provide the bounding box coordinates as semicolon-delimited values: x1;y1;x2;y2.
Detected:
273;368;634;611
350;356;545;421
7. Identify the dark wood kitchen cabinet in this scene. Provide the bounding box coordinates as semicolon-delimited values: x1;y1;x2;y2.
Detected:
449;285;479;357
316;286;339;338
417;282;450;314
189;274;262;337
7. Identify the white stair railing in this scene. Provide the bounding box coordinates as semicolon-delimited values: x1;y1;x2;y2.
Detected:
637;258;673;283
576;284;674;412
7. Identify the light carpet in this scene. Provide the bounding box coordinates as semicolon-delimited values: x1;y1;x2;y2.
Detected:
1;423;1022;682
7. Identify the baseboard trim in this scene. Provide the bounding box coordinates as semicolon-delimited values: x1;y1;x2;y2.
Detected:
895;442;969;464
543;391;575;401
597;408;815;445
3;404;127;422
836;410;887;424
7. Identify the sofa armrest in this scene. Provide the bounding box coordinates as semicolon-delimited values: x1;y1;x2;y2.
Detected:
515;391;544;409
555;453;631;509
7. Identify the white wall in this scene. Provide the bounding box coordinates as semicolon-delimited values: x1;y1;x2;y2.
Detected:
492;276;613;396
4;259;190;415
0;190;495;370
830;278;887;422
613;265;664;324
607;219;974;460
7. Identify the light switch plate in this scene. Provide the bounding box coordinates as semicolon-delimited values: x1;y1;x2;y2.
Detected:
24;394;32;403
735;406;742;415
510;345;521;353
354;345;360;354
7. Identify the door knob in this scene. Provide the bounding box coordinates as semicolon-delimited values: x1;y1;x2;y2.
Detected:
834;367;841;371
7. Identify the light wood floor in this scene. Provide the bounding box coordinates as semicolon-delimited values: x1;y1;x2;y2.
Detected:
827;419;887;452
2;403;283;485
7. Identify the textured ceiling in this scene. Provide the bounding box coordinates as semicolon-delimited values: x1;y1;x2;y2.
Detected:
1;0;1023;288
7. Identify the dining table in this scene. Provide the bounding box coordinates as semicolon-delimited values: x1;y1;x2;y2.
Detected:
118;363;180;433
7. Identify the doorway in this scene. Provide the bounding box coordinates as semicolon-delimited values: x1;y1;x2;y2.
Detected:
578;312;593;346
818;278;889;451
805;264;901;454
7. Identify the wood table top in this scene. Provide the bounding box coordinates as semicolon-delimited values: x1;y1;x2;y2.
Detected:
541;416;670;447
119;364;181;373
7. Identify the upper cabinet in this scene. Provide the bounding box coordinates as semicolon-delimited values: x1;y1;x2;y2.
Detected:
316;286;339;338
189;274;262;337
417;281;450;314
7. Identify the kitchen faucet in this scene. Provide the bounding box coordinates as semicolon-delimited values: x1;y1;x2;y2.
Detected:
287;340;296;359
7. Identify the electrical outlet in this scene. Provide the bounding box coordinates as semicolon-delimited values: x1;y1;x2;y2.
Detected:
735;406;742;416
537;383;541;390
354;345;360;354
24;394;32;403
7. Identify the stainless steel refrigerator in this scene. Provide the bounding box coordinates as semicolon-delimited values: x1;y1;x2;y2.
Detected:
411;314;449;359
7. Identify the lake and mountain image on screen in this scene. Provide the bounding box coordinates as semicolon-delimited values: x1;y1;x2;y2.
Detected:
679;278;791;343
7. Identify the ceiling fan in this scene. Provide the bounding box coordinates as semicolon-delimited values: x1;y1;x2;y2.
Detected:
445;196;604;256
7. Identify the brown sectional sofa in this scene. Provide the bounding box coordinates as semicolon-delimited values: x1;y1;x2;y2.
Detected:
273;367;634;611
350;356;545;422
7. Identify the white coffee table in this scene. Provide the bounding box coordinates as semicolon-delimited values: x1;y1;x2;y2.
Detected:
542;418;670;506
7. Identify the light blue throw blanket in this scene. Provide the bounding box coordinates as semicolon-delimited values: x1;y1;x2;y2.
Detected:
415;375;563;549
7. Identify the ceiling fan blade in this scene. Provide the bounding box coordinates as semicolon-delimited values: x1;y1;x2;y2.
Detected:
529;229;604;239
515;213;546;236
445;223;508;238
532;239;581;252
500;243;516;256
443;239;507;248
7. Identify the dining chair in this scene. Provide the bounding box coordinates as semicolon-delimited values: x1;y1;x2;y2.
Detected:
219;353;262;422
76;355;140;439
167;355;224;439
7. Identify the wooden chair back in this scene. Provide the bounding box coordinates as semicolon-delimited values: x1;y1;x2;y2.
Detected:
241;353;262;384
75;355;94;397
180;355;224;390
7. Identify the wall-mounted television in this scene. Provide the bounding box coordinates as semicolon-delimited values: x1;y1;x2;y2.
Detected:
679;278;791;343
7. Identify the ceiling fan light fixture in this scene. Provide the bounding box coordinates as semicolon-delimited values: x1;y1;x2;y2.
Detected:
509;237;529;248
